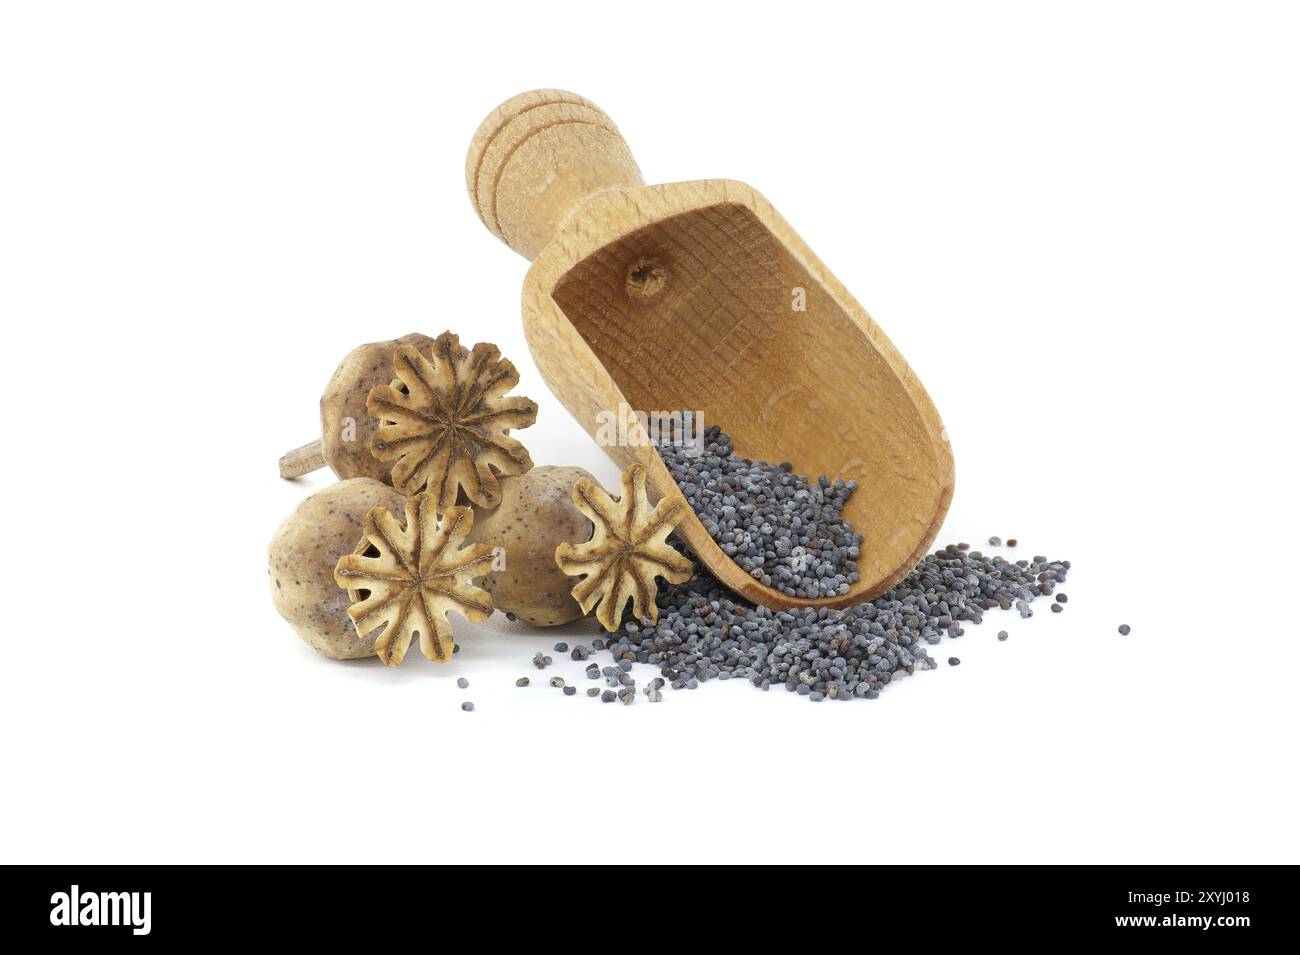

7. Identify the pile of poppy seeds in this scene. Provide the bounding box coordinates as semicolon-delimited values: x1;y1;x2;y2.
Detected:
659;415;860;599
603;546;1070;701
515;541;1071;705
639;420;1069;700
502;417;1076;706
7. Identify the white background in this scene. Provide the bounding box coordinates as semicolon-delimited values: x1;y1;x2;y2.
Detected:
2;1;1297;864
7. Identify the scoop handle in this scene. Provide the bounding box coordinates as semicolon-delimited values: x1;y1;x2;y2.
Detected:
466;89;645;261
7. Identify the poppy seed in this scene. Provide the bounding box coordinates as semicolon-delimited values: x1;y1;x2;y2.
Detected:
657;414;861;599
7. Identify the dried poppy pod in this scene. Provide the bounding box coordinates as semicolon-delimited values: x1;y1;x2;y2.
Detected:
555;463;693;632
334;495;496;666
268;478;407;660
278;332;436;482
465;465;596;627
366;330;539;511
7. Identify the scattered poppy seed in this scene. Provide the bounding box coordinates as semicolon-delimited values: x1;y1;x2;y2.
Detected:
989;536;1002;546
1006;539;1017;547
586;687;600;697
1056;593;1068;603
1050;603;1063;613
563;685;576;696
998;630;1009;641
604;541;1069;703
549;676;565;688
948;657;961;666
515;677;529;687
1119;624;1131;635
456;677;469;689
601;690;616;703
461;702;474;712
554;642;568;652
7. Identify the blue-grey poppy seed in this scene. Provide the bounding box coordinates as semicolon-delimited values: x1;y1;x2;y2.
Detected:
657;416;861;599
582;513;1069;704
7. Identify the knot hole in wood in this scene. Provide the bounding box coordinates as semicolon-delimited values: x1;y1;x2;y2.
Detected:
625;257;669;303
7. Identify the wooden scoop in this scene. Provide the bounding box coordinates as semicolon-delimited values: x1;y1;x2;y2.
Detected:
466;89;954;611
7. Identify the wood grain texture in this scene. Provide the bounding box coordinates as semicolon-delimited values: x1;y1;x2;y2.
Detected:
467;90;955;610
467;89;644;261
